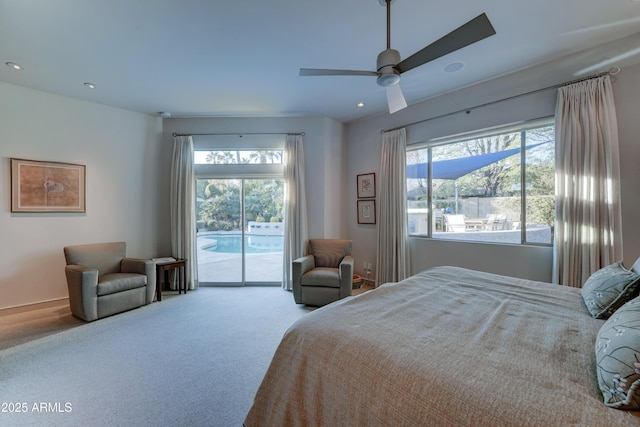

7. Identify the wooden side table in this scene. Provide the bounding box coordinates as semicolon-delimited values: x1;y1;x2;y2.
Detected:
155;259;187;301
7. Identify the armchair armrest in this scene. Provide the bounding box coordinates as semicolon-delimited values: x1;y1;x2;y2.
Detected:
293;255;315;276
65;265;99;291
122;258;156;304
292;255;315;304
339;255;354;298
122;257;152;275
65;265;99;321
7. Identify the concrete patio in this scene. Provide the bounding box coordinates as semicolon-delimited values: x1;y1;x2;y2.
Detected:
196;232;283;284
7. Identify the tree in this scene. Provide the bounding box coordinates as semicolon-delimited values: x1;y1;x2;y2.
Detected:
205;151;240;164
197;179;284;231
203;150;283;164
456;133;520;197
245;150;283;164
407;125;555;222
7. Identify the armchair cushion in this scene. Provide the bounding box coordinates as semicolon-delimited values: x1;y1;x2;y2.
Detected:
98;273;147;296
64;242;126;276
308;239;351;268
301;268;341;288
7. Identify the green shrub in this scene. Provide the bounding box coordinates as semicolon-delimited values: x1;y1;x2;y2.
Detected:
527;195;555;226
221;221;233;231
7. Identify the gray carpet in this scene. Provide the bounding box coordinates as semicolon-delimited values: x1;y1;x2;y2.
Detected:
0;287;310;427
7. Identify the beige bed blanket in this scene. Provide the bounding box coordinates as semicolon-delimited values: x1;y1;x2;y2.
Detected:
245;266;640;426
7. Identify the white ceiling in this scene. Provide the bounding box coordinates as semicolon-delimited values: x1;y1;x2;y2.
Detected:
2;0;640;123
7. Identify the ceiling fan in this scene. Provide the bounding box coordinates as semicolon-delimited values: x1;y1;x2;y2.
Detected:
300;0;496;114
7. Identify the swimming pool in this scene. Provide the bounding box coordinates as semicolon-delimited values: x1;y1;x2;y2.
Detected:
200;234;283;254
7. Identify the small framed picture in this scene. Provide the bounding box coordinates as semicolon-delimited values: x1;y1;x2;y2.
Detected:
357;173;375;198
11;158;86;213
357;200;376;224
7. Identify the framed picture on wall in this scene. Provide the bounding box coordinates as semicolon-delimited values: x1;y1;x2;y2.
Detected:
357;199;376;224
357;173;375;198
11;158;86;213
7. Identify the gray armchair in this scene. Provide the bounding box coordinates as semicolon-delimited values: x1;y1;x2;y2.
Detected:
63;242;155;321
292;239;354;306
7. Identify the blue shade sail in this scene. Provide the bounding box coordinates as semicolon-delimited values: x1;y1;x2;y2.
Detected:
407;142;547;180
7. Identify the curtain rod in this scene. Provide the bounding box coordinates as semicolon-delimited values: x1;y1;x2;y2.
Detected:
381;67;621;134
172;132;304;137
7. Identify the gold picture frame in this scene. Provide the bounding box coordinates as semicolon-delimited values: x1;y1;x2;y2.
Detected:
357;173;376;198
357;199;376;224
11;158;86;213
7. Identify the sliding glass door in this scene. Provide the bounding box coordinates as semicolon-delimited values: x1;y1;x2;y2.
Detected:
196;178;284;285
244;179;284;282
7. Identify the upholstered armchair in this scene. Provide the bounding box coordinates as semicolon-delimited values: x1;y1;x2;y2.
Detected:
292;239;354;307
63;242;156;321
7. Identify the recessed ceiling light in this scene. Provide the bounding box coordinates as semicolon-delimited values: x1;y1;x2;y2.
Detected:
6;62;22;70
357;102;365;108
83;82;96;89
444;62;464;73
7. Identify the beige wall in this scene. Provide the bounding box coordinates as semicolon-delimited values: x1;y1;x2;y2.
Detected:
0;82;163;311
346;33;640;284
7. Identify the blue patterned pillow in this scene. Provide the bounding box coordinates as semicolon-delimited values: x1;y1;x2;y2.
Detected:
581;261;640;319
595;296;640;409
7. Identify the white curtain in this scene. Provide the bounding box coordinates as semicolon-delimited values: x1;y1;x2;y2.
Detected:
553;75;623;287
376;128;410;286
170;135;199;290
282;134;308;290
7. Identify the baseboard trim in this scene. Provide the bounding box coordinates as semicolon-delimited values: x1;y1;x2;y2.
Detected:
0;298;69;317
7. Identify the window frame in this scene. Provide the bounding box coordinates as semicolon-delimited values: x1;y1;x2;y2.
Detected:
193;134;285;179
406;117;555;246
192;134;286;286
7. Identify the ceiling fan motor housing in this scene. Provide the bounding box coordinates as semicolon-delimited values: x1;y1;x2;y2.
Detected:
376;48;401;87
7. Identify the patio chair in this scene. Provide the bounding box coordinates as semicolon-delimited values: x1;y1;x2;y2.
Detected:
444;214;467;232
484;214;508;231
495;214;508;230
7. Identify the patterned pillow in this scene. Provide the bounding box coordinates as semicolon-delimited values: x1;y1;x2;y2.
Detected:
581;261;640;319
595;296;640;409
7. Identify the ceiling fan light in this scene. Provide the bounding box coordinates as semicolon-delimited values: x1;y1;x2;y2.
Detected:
377;71;400;87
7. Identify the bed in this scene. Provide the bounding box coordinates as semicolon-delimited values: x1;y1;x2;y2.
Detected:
244;266;640;426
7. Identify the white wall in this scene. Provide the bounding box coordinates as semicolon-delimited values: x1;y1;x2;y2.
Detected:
160;116;347;241
614;61;640;265
321;117;347;238
346;33;640;284
0;82;163;311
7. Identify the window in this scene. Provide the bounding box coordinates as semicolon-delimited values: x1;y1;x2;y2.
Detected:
406;120;555;245
194;150;283;164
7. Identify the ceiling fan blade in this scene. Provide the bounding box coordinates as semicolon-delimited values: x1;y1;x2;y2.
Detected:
300;68;377;77
395;13;496;74
386;84;407;114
